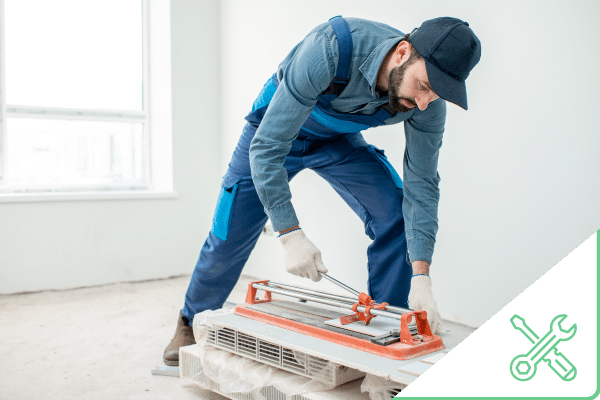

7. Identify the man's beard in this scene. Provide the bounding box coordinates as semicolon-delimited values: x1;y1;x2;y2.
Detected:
388;57;419;113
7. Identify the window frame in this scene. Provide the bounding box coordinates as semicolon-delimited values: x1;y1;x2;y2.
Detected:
0;0;175;202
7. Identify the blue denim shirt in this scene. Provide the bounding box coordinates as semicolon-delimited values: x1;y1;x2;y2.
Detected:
249;18;446;265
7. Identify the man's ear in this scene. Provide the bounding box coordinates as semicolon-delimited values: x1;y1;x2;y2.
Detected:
394;40;412;65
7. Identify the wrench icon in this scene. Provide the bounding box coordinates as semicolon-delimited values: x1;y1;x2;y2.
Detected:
510;314;576;381
511;314;577;381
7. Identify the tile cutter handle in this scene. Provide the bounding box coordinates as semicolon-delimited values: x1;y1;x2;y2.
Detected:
319;272;361;297
319;272;411;314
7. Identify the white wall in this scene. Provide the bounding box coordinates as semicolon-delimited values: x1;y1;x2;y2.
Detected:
0;0;222;293
221;0;600;326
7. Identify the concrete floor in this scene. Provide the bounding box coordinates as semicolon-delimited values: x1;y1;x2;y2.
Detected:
0;275;253;400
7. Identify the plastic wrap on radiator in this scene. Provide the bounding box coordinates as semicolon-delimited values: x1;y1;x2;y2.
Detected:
360;373;406;400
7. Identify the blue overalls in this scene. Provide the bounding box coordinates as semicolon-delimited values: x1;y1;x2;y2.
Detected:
181;17;412;322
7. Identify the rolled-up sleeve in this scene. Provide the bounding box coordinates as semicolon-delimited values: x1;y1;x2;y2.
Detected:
249;30;335;232
402;98;446;264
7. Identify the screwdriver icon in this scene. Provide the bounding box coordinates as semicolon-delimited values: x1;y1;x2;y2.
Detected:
509;314;577;382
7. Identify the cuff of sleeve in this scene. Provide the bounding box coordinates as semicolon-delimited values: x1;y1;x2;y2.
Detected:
266;201;300;232
406;239;435;265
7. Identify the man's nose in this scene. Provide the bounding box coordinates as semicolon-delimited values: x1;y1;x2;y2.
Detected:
415;93;438;111
416;96;430;111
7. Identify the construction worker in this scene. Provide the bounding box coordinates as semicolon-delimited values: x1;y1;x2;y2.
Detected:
164;16;481;366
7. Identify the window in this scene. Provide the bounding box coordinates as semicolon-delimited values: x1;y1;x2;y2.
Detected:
0;0;173;199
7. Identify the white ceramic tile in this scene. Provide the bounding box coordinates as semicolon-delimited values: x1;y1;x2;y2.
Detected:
397;361;431;377
324;315;401;337
421;352;445;364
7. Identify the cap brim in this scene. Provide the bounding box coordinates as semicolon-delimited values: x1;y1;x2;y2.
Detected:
424;58;468;110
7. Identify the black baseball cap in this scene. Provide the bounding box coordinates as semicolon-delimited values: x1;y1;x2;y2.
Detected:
409;17;481;110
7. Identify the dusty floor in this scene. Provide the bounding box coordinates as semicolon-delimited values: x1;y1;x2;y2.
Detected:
0;275;254;400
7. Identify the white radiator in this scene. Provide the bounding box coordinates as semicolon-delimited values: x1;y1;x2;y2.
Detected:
206;325;365;386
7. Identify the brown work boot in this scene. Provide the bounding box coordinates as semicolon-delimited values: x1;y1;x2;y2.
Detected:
163;312;196;366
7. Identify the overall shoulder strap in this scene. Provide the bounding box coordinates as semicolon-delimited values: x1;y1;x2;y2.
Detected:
322;16;353;97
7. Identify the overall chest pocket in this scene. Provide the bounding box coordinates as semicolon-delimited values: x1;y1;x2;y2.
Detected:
212;173;242;241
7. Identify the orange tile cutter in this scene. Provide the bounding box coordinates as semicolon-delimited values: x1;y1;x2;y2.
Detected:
234;274;444;360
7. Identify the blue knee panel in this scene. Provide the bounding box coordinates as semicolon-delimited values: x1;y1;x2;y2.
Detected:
212;174;241;241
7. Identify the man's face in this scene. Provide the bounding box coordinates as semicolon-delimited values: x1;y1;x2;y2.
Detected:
388;52;440;113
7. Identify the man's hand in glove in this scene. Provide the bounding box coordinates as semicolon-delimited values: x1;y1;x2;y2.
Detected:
279;227;328;282
408;262;442;335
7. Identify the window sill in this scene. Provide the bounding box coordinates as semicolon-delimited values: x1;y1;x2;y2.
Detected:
0;190;179;203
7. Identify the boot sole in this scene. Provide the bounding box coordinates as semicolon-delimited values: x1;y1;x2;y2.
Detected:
163;356;179;367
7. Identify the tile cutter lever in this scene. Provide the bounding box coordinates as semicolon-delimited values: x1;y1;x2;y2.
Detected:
319;272;411;315
319;272;361;297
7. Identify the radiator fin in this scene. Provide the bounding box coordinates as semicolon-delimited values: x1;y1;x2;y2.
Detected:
206;326;364;386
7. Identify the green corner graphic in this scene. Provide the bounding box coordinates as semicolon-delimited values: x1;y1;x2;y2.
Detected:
396;231;600;399
510;314;577;381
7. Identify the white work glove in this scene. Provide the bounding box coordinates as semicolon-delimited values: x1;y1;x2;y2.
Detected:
279;229;328;282
408;275;443;335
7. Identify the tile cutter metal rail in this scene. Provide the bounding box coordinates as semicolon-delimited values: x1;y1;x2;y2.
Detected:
234;276;445;360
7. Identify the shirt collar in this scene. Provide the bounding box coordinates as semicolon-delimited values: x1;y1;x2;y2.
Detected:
359;37;403;97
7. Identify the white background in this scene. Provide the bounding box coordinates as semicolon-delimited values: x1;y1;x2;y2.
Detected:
1;0;599;329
